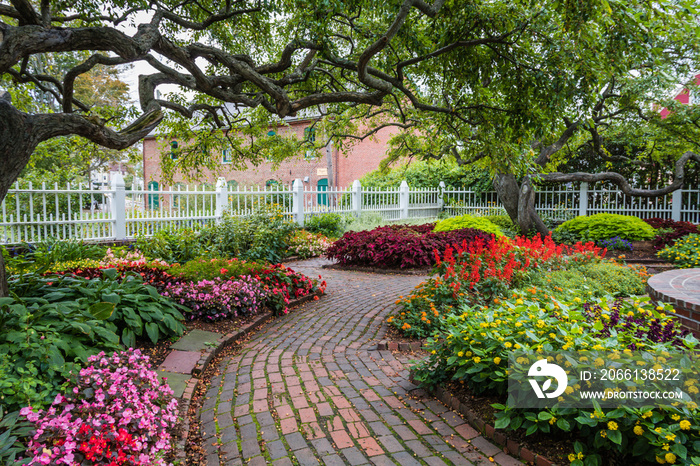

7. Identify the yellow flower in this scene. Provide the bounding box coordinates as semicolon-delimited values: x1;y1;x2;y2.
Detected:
457;351;464;357
665;453;676;464
504;342;512;348
671;414;680;421
473;357;481;364
680;420;691;430
665;434;676;441
600;430;607;438
516;299;523;305
568;454;576;462
656;456;666;464
607;421;618;431
494;357;501;365
634;425;644;435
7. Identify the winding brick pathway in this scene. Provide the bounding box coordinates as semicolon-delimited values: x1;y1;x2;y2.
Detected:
200;258;522;466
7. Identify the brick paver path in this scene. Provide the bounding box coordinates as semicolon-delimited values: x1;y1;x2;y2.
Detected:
200;258;521;465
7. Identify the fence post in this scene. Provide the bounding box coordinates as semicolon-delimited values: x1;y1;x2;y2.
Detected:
400;180;409;219
671;188;682;221
579;182;589;217
215;177;228;222
437;181;446;212
292;178;305;226
111;173;126;240
352;180;362;217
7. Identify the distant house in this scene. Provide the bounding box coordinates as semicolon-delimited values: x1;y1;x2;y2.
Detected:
142;114;398;193
660;73;700;119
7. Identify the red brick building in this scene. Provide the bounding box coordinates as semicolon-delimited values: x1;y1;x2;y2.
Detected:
142;115;398;191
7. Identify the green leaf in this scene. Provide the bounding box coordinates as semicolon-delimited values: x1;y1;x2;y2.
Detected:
607;429;622;445
101;293;121;304
70;322;92;335
122;328;136;348
88;302;115;320
102;268;118;280
525;424;538;436
145;322;160;344
556;418;571;431
672;443;687;459
494;417;510;429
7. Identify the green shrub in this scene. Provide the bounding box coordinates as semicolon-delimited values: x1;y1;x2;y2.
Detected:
135;227;203;263
528;261;647;298
305;213;345;238
198;205;298;263
658;233;700;268
554;213;656;242
5;238;106;272
433;214;503;236
485;214;514;229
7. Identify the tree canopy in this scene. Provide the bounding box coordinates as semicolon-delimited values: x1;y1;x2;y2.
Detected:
1;0;699;225
314;0;700;232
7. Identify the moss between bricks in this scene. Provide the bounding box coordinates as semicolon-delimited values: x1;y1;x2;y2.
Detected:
408;371;559;466
164;289;325;462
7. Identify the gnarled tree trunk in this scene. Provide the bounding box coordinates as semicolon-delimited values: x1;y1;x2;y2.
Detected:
493;173;549;236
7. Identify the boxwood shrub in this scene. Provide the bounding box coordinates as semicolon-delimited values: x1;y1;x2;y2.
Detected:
554;213;656;242
433;214;503;236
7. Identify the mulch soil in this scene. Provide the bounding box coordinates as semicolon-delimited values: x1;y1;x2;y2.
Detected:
134;312;272;465
136;314;260;367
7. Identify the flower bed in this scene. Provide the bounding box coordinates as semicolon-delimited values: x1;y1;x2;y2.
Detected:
325;223;493;269
388;232;699;464
21;349;178;466
390;234;610;338
414;296;698;466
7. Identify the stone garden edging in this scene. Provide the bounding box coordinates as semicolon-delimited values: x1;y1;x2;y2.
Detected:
161;289;324;462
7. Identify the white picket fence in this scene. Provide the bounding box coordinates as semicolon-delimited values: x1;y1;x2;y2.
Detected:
1;176;699;244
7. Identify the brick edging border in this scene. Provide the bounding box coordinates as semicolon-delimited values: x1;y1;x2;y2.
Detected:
376;339;427;352
168;289;324;462
407;372;559;466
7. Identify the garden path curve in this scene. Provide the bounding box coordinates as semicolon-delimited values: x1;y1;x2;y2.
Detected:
201;257;522;466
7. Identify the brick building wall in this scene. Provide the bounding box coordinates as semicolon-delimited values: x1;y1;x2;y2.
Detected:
142;118;398;190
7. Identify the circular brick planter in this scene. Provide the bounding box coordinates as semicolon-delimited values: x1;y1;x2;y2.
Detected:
647;268;700;337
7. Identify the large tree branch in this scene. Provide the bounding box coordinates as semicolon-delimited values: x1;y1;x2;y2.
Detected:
33;107;163;149
540;151;700;197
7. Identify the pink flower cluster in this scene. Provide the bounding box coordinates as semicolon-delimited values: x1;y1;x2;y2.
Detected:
21;349;178;466
162;275;268;320
101;249;169;268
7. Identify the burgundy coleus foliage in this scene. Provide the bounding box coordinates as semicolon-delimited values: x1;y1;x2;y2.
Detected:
644;217;700;250
325;223;493;269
